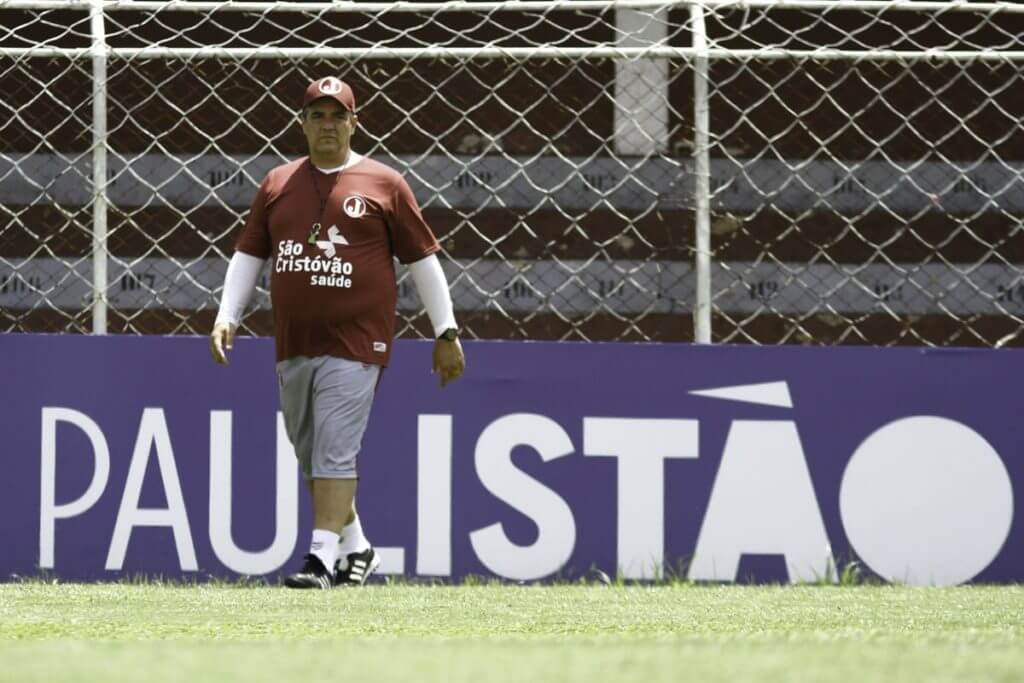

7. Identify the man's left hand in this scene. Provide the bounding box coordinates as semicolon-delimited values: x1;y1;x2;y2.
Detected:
433;338;465;388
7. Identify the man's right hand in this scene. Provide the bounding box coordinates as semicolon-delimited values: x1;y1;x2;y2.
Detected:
209;321;236;366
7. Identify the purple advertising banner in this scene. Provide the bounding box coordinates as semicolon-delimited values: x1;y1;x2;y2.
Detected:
1;333;1021;585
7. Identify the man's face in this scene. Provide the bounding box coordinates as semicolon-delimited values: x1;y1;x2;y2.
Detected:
301;99;357;158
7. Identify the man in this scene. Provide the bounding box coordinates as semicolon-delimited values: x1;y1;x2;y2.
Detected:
209;76;465;589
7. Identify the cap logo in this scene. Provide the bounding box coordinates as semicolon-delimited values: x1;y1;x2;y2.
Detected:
343;195;367;218
319;77;344;95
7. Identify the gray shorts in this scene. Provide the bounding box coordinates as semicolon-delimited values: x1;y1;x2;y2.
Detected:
276;355;381;480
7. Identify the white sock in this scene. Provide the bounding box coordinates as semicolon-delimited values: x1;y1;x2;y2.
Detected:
337;515;371;567
310;528;340;571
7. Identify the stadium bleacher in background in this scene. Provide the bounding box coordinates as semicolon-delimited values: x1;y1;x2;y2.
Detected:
0;1;1021;345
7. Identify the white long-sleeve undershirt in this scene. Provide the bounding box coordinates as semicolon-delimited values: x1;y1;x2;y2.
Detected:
215;250;456;338
214;251;265;326
408;254;457;338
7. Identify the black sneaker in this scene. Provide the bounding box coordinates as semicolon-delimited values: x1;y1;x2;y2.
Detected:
334;547;380;586
284;554;334;589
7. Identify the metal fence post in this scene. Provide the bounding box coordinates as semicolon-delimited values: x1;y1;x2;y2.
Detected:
90;0;108;334
690;0;711;344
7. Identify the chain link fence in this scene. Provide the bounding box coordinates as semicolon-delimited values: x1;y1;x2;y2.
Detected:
0;1;1021;346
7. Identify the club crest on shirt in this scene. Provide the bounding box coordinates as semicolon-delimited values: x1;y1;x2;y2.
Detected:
343;195;367;219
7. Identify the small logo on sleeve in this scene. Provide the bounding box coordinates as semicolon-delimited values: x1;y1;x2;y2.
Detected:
373;342;387;353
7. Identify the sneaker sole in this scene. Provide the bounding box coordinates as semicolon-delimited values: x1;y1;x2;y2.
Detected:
283;574;333;590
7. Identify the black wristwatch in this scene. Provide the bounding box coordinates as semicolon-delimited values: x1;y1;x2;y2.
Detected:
438;328;459;342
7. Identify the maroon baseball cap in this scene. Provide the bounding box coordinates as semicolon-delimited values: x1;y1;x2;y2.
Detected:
302;76;356;112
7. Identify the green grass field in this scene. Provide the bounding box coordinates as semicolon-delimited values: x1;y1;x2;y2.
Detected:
1;582;1022;682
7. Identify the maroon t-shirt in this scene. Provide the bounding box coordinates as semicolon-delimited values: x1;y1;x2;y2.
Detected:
235;156;440;365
